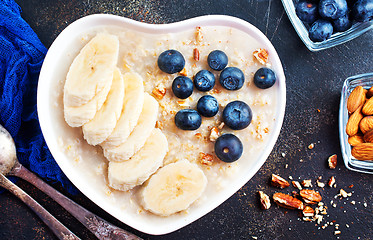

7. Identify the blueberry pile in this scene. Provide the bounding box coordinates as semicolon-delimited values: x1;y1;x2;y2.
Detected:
157;49;277;162
295;0;373;42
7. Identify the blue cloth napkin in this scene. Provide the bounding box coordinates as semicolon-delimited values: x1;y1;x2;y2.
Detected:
0;0;77;194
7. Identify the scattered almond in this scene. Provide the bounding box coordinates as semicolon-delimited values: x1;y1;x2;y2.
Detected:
363;128;373;143
351;143;373;160
359;116;373;134
300;189;322;204
347;86;365;113
362;97;373;115
273;192;304;210
271;174;290;189
346;105;363;136
348;134;364;147
367;86;373;98
258;191;271;210
327;154;337;169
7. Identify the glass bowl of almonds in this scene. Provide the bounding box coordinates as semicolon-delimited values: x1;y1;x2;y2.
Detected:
339;72;373;174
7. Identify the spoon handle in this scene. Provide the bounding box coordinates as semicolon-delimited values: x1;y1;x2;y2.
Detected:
0;173;79;240
11;163;141;240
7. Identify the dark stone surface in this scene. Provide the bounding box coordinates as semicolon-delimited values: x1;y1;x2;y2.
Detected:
0;0;372;239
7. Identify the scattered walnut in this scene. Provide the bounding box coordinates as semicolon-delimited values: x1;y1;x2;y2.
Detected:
193;48;200;61
301;179;313;188
258;191;271;210
300;189;322;204
199;152;214;166
308;143;315;149
179;68;188;76
302;206;315;217
271;174;290;189
328;154;337;169
273;192;304;210
218;122;225;129
328;176;336;188
155;120;163;130
339;189;350;198
292;181;303;190
195;26;203;43
195;133;202;139
316;180;325;188
253;48;269;65
209;127;219;142
152;83;166;100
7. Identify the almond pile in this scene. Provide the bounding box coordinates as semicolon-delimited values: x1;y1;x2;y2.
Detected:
346;85;373;160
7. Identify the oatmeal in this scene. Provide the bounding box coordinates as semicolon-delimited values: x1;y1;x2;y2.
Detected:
54;25;279;217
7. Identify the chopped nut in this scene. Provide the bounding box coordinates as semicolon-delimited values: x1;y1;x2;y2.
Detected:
316;180;325;188
199;152;214;166
209;126;219;142
300;189;322;204
195;133;202;139
271;174;290;189
195;26;203;43
301;179;313;188
177;100;190;107
193;48;200;61
302;206;315;217
273;192;304;210
152;83;166;100
340;189;348;198
328;176;336;188
253;48;269;65
292;181;303;190
308;143;315;149
155;120;163;130
218;122;225;129
258;191;271;210
334;230;341;235
179;68;188;76
328;154;337;169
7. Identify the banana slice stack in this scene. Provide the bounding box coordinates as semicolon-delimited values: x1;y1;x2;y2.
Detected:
63;33;208;216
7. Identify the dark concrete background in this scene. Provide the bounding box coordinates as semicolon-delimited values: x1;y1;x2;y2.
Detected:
0;0;372;239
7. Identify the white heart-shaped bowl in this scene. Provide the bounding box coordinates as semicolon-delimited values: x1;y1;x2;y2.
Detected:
37;14;286;235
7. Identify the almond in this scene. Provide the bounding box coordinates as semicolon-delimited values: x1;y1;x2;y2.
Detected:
271;174;290;189
348;133;364;147
367;86;373;98
362;97;373;115
347;86;365;114
346;105;363;136
273;192;304;210
300;189;322;204
359;116;373;134
363;129;373;143
351;143;373;161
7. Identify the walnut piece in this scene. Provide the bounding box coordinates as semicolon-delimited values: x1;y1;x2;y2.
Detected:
253;48;269;65
292;181;302;190
271;174;290;189
199;152;214;166
300;189;322;204
258;191;271;210
209;126;219;142
328;176;336;188
179;68;188;76
152;83;166;100
273;192;304;210
301;179;313;188
328;154;337;169
302;206;315;217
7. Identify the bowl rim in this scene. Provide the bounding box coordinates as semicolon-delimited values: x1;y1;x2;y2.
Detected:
37;14;286;235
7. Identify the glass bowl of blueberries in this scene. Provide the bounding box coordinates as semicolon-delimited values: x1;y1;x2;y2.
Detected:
281;0;373;51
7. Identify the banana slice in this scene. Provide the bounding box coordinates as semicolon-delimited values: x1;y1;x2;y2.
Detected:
140;160;207;216
104;93;158;161
108;128;168;191
82;68;125;145
64;77;112;127
100;72;144;148
64;33;119;107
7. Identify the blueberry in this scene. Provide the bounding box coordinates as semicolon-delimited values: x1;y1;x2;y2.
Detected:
219;67;245;91
319;0;348;20
309;19;334;42
157;50;185;74
351;0;373;22
214;134;243;163
253;68;277;89
194;70;215;92
207;50;228;71
222;101;252;130
197;95;219;117
296;1;319;23
333;14;352;32
172;76;193;99
175;109;202;130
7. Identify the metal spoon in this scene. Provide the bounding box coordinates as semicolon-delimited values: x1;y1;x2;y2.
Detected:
0;126;79;240
0;124;141;240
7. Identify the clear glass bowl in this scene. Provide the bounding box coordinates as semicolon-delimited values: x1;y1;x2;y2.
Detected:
281;0;373;51
339;73;373;174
